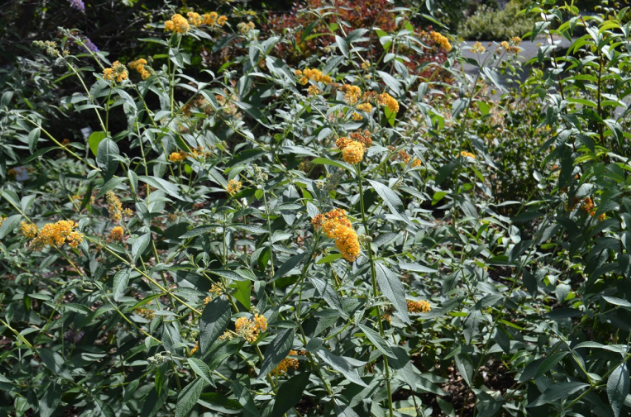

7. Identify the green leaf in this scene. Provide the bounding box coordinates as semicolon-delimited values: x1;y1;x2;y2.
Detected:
534;352;569;378
312;157;355;175
28;127;41;153
199;297;231;354
367;179;413;227
316;253;342;264
232;381;260;417
455;353;474;386
375;262;410;324
271;252;306;282
603;296;631;309
432;191;447;205
270;372;310;417
384;106;396;127
335;35;348;57
139;176;183;201
175;378;204;417
96;177;126;199
258;329;295;378
0;214;21;239
187;358;213;386
358;323;395;358
476;101;490;116
38;382;62;417
608;363;629;417
96;138;119;181
527;382;590;407
39;348;73;380
399;262;437;274
231;280;251;310
112;270;130;301
88;131;108;156
180;225;216;238
132;233;151;262
316;348;367;387
198;392;242;414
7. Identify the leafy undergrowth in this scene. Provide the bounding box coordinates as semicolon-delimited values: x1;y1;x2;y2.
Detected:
1;1;631;417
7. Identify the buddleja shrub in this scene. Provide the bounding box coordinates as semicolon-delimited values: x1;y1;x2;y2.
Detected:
1;1;630;417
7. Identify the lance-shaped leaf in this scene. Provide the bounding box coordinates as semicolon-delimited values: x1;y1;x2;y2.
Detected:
199;297;231;354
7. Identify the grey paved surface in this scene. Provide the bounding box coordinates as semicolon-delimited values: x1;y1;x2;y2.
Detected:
460;37;575;91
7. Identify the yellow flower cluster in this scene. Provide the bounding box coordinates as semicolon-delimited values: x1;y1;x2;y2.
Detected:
430;31;452;52
128;58;150;80
187;12;203;26
471;42;486;54
235;314;267;343
295;68;333;85
20;221;38;238
341;84;362;105
204;284;224;304
460;151;476;159
237;21;256;34
189;341;199;356
271;350;300;376
336;136;365;164
342;141;365;165
307;85;321;96
169;152;184;162
169;146;213;162
28;220;83;251
135;307;155;320
571;197;605;220
407;300;431;313
103;61;128;83
202;12;228;26
352;102;373;120
108;226;124;242
164;14;190;34
501;40;520;54
226;179;242;196
511;37;522;45
377;92;399;114
411;158;422;168
312;209;361;262
106;191;124;222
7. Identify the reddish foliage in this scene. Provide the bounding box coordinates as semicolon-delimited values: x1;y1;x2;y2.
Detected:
201;0;452;83
263;0;451;80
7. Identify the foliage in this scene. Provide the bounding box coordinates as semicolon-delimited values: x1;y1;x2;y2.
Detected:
459;0;536;40
2;1;631;417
